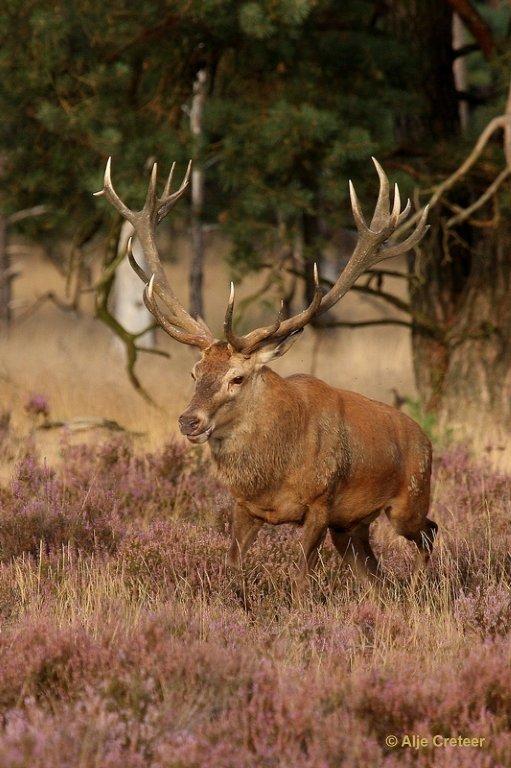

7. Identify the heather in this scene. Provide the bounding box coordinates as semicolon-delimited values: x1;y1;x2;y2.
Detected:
0;426;510;766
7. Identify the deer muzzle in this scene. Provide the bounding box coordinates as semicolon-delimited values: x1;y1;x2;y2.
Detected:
178;411;213;444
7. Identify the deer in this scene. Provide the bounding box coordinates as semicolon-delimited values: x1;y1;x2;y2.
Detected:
94;157;437;589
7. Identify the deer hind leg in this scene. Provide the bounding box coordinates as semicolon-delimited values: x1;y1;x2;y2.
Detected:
386;493;437;570
330;524;380;586
227;504;263;568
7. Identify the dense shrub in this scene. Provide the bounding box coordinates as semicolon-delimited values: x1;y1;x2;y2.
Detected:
0;436;225;561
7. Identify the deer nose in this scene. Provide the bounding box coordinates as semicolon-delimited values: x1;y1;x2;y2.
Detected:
178;413;203;435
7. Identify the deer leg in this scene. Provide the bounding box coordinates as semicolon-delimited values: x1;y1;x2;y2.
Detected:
386;495;437;571
403;519;438;571
227;504;263;568
297;509;328;588
330;524;380;586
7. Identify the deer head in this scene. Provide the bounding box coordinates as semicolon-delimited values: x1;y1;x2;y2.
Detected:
95;157;428;444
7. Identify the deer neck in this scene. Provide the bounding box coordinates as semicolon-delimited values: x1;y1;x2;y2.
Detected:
209;367;304;497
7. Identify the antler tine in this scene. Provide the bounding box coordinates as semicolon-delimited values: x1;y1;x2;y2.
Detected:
144;162;158;212
93;157;135;223
382;204;430;259
266;262;323;340
157;159;192;223
397;198;412;225
370;157;391;232
349;180;370;233
242;301;286;351
162;162;176;198
224;282;239;349
224;280;285;351
225;263;324;352
391;183;401;225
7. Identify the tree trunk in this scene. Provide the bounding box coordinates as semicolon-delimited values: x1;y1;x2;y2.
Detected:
189;68;207;320
112;220;155;348
0;215;10;330
390;0;459;145
392;0;511;432
389;0;506;433
444;230;511;430
411;223;511;432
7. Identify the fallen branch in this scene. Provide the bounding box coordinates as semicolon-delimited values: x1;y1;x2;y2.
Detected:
37;417;144;435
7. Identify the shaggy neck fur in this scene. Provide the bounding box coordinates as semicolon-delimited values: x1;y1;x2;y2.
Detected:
210;367;305;499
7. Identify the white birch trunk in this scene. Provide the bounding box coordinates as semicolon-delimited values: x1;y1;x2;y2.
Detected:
189;68;208;319
112;220;155;349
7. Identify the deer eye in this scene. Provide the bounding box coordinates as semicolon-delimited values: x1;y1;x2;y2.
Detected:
231;375;244;385
190;371;196;381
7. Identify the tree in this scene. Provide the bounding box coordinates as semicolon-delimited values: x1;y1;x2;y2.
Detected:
384;0;511;432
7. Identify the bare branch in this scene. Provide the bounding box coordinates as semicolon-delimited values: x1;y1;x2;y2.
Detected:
321;318;414;330
446;166;511;228
6;205;47;226
15;291;78;323
395;114;510;238
445;0;495;60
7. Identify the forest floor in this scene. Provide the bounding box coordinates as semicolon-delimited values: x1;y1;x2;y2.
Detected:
0;243;510;766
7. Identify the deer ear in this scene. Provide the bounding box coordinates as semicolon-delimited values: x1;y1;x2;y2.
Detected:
253;330;303;366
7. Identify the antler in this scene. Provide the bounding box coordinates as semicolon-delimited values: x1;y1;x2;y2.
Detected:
225;158;429;352
224;263;323;351
94;158;215;350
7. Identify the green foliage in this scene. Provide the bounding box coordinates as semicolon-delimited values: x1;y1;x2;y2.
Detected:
404;398;453;447
0;0;508;273
0;0;411;260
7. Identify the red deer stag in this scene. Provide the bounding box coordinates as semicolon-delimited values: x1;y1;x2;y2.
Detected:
95;158;437;587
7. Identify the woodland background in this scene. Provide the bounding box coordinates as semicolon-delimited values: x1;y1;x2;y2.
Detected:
2;0;511;438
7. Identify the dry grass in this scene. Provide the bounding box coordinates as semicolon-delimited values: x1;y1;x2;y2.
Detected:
0;429;509;766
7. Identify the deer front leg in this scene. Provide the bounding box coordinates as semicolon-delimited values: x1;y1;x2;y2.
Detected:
297;506;328;589
227;503;263;569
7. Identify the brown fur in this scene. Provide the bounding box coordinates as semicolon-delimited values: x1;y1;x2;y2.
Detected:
179;341;437;588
